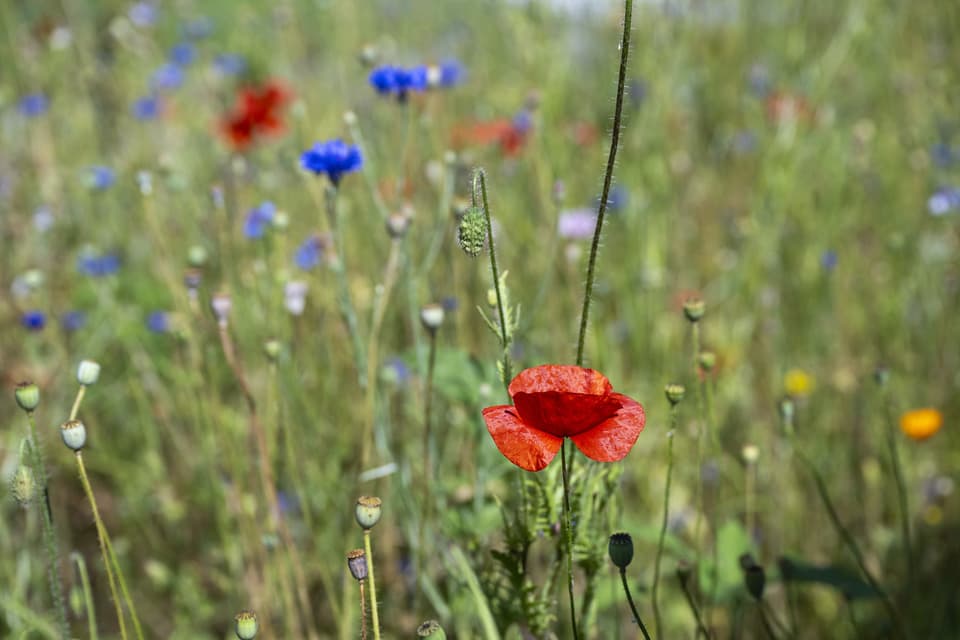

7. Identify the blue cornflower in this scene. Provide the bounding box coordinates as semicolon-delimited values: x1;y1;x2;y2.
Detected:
86;166;115;190
512;109;533;134
147;311;170;333
595;184;628;212
383;356;411;385
132;95;160;120
77;252;121;277
183;17;213;39
300;139;362;185
169;42;195;66
627;78;647;109
243;201;276;239
369;65;428;98
426;60;463;88
294;235;324;270
441;296;459;312
820;249;838;272
930;143;955;168
748;63;771;98
22;310;46;331
732;130;758;154
152;63;184;91
61;310;86;332
34;205;54;232
18;93;49;117
214;53;246;76
928;187;960;216
129;2;158;27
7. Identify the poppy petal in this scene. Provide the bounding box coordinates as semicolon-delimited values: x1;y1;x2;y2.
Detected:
482;405;562;472
508;365;612;397
512;391;622;437
508;365;619;437
570;394;645;463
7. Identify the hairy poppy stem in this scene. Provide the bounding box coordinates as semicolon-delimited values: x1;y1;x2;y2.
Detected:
575;0;633;368
472;168;512;390
560;441;580;640
619;568;652;640
23;412;70;640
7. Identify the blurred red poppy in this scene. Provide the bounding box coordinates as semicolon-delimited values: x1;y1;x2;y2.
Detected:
451;118;530;157
220;80;290;151
482;365;645;472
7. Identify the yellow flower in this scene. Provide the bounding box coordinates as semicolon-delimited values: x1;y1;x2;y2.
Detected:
900;408;943;441
784;368;815;398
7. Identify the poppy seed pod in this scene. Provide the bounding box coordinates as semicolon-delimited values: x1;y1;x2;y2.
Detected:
346;548;368;581
211;292;232;324
188;245;208;267
683;298;705;322
76;360;101;386
457;206;486;257
664;383;685;406
420;304;444;333
355;496;383;530
61;419;87;451
386;211;410;239
234;610;258;639
608;532;634;569
743;564;766;600
417;620;447;638
15;382;40;412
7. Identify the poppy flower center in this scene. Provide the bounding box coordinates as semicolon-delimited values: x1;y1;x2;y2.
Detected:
512;391;623;438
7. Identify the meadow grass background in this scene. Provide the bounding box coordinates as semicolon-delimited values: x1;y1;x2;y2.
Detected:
2;0;959;638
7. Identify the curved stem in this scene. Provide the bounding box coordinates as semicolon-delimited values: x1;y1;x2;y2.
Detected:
797;451;909;639
560;441;580;640
679;575;710;638
619;569;652;640
473;168;512;390
575;0;633;367
76;452;127;640
71;552;98;640
652;413;677;637
881;389;913;584
363;529;381;640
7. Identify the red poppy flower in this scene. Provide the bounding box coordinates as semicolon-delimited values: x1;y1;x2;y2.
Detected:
482;365;645;472
219;80;291;151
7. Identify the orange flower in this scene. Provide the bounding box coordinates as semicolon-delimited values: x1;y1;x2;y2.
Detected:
900;408;943;441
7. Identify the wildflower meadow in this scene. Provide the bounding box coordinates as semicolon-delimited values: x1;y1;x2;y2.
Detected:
2;0;958;638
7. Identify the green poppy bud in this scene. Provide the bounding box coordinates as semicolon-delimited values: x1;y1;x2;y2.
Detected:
234;610;258;640
15;382;40;412
457;206;486;257
77;360;101;386
188;245;208;268
355;496;383;530
664;383;685;406
11;464;35;508
697;351;716;373
417;620;447;638
263;339;282;362
61;419;87;451
608;532;634;569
